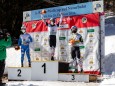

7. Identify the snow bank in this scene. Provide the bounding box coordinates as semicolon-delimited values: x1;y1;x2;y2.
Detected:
7;81;99;86
99;78;115;86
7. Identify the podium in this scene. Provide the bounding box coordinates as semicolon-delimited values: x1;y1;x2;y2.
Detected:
58;73;89;82
8;61;91;82
31;61;69;81
8;67;31;80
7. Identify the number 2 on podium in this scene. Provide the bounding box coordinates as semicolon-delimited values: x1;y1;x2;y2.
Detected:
17;69;21;77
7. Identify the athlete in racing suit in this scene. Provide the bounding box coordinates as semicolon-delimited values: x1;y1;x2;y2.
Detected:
18;26;32;67
41;13;63;60
69;26;83;73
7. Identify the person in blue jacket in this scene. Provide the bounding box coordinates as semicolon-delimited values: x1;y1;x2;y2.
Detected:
18;25;32;67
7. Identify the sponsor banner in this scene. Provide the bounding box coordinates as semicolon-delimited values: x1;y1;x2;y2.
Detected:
23;11;31;22
59;45;67;51
23;1;103;22
93;1;104;13
25;13;100;74
23;13;100;33
59;51;67;56
23;20;48;32
31;2;93;21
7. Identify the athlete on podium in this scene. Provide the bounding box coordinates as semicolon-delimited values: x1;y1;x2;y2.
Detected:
69;26;84;73
16;25;33;67
41;10;63;61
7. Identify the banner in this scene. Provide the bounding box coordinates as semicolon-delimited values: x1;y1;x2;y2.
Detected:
23;13;100;74
23;1;103;22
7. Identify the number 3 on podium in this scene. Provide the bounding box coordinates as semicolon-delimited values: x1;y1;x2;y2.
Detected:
72;75;75;80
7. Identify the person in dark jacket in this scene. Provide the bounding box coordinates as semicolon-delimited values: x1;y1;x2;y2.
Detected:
0;29;12;83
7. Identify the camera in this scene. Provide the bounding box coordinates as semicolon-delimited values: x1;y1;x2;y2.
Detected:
0;29;9;40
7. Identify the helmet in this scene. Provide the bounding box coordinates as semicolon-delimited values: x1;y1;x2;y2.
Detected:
71;26;78;33
50;18;55;23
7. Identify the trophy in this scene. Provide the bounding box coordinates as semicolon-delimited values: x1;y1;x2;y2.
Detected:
40;9;47;14
69;39;76;45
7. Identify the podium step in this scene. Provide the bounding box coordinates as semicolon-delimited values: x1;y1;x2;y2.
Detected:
58;73;90;82
8;67;31;80
8;61;97;82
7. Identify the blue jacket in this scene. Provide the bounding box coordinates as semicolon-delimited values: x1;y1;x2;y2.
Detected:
18;33;32;48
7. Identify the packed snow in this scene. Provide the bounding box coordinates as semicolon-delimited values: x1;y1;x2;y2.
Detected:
7;81;99;86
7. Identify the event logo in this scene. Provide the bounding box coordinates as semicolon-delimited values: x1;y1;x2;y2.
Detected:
89;34;94;37
23;11;31;22
35;34;39;37
36;57;39;61
36;39;39;42
35;34;39;42
94;3;102;11
93;1;103;12
60;51;67;56
89;39;93;43
43;38;48;46
82;17;87;23
44;38;47;41
25;13;30;19
32;23;37;29
79;30;83;33
89;58;93;64
61;52;64;54
60;46;65;50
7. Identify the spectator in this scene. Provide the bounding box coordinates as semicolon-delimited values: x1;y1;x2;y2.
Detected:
0;29;12;83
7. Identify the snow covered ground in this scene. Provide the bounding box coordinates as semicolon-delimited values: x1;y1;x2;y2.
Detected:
99;78;115;86
7;81;99;86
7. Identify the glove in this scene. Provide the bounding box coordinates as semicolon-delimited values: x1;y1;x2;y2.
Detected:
69;39;76;45
14;45;20;50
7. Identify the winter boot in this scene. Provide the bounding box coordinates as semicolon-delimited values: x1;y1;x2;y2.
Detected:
74;69;78;73
80;68;83;73
21;63;23;67
51;56;54;61
29;63;31;67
